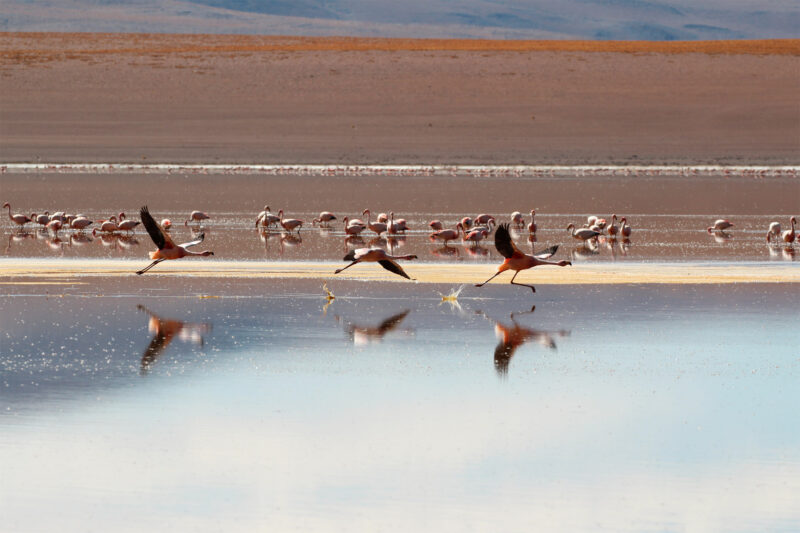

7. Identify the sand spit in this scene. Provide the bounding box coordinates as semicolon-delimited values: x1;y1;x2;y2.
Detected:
2;163;798;178
1;259;797;285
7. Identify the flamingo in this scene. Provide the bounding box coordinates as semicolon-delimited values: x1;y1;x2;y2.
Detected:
377;213;389;224
184;210;210;226
527;210;537;233
277;210;303;233
136;206;214;275
46;219;63;236
781;216;796;243
475;223;570;293
161;219;172;231
256;206;280;228
117;212;141;233
92;216;119;235
475;214;495;225
33;211;50;226
463;227;489;246
70;217;93;231
429;220;444;231
606;214;619;238
620;217;632;239
312;211;337;226
392;216;409;232
510;211;524;228
3;203;31;227
342;216;366;236
460;216;474;231
334;248;418;280
766;221;782;242
430;223;463;245
566;223;601;243
362;209;387;235
707;219;733;233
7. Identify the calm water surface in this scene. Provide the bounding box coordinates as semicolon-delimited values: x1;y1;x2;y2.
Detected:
1;280;798;532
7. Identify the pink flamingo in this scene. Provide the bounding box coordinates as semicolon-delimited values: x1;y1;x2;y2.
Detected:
430;223;463;245
620;217;632;239
342;216;366;236
463;227;489;246
527;210;537;233
362;209;387;235
566;223;601;243
117;212;141;233
33;211;50;226
70;217;93;231
92;216;119;235
766;221;782;242
606;214;619;238
334;248;418;280
429;220;444;231
312;212;337;226
460;216;474;231
475;214;495;225
46;219;63;235
377;213;389;224
3;203;31;227
781;216;796;243
277;210;303;233
510;211;524;228
184;210;210;226
136;206;214;275
475;223;570;293
707;219;733;233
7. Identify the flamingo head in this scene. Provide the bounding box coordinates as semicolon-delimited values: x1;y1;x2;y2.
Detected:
161;219;172;229
792;216;797;225
566;223;575;231
559;260;572;267
118;212;125;220
202;251;214;256
362;208;369;216
3;202;10;208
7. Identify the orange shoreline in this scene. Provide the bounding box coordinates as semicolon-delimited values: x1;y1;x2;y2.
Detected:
2;33;799;58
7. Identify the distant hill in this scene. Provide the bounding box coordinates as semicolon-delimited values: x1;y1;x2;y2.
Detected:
1;0;798;39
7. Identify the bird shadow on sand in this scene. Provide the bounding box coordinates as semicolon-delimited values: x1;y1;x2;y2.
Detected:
475;305;570;378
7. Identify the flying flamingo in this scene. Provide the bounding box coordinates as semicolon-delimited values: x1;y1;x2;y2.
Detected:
312;212;337;226
707;219;733;233
781;216;796;243
430;223;463;245
362;209;388;235
334;248;418;280
136;206;214;275
277;210;303;233
3;203;31;227
620;217;632;239
184;210;210;226
475;223;570;293
566;223;601;243
527;210;537;233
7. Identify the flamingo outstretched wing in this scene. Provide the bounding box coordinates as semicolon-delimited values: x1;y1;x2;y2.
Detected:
378;259;412;280
493;223;521;259
180;232;205;249
140;206;175;250
378;309;411;333
533;244;559;260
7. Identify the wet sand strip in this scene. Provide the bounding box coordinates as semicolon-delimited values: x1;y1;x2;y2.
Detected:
1;260;797;285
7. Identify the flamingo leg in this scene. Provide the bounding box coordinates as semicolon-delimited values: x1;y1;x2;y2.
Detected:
509;270;536;293
136;258;165;275
475;271;503;287
334;261;359;274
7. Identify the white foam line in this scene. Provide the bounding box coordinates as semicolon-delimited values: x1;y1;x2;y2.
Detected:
1;163;798;177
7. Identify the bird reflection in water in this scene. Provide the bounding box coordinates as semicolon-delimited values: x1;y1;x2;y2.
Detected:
5;230;33;252
477;306;570;377
336;309;413;345
137;304;212;375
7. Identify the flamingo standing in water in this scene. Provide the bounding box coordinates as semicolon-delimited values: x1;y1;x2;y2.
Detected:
766;221;782;242
620;217;632;239
334;248;418;280
277;210;303;233
136;206;214;275
184;210;210;226
362;209;387;236
606;214;619;238
510;211;524;228
312;212;337;226
342;216;366;236
781;216;796;243
475;223;570;293
92;216;119;235
70;216;93;231
566;223;601;243
707;219;733;233
430;223;463;245
117;212;141;233
527;210;537;233
3;203;31;227
429;220;444;231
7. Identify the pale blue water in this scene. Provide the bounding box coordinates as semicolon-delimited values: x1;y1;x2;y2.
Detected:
1;280;798;531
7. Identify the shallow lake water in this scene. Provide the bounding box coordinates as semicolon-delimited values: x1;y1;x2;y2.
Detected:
1;279;798;532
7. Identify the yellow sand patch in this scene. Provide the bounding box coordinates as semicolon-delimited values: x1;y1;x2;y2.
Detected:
0;259;797;285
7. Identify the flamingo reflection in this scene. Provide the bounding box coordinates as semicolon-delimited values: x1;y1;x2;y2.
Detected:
336;309;413;345
137;304;211;375
477;306;570;376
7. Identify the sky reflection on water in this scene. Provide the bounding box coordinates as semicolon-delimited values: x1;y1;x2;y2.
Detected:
1;281;798;532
